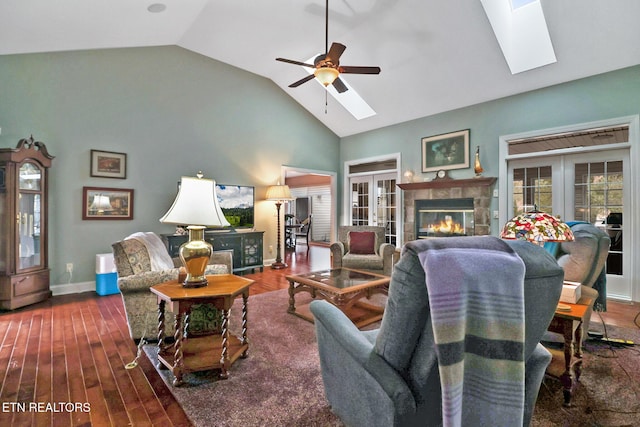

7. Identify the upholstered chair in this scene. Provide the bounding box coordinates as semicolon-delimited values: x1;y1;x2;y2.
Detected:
311;237;563;427
330;226;396;276
112;232;233;341
552;222;611;335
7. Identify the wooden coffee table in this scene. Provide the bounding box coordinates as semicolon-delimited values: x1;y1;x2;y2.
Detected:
286;268;390;328
150;274;254;386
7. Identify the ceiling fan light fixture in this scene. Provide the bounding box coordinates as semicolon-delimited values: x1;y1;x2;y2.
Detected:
314;67;339;86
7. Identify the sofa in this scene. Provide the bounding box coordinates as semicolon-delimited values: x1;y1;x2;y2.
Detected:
311;237;563;427
112;232;233;341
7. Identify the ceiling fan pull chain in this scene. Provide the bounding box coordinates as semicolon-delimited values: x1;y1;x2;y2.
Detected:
325;90;328;114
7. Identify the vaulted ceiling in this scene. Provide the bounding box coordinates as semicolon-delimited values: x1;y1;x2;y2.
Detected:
2;0;639;137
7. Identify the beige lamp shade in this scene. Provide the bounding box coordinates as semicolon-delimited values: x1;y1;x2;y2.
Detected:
159;175;230;227
265;184;294;201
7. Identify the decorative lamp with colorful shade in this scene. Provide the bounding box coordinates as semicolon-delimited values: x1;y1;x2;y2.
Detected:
500;208;574;246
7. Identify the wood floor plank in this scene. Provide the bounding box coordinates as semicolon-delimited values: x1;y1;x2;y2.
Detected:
92;297;159;426
0;315;19;427
51;299;72;427
63;303;91;426
98;294;178;425
81;303;132;427
33;306;53;427
72;307;112;426
16;313;43;426
3;314;30;400
0;316;20;395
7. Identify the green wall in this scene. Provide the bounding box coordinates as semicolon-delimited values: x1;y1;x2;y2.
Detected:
0;46;340;288
340;64;640;226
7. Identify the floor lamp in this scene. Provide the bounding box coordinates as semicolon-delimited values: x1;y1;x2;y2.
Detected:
266;183;294;270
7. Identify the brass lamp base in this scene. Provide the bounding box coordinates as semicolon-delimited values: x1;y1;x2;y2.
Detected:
179;226;212;288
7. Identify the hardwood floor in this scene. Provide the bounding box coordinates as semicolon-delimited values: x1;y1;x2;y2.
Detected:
0;243;638;426
0;244;329;427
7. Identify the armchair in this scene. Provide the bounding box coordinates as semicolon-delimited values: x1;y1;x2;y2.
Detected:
330;226;395;276
311;237;563;427
552;221;610;334
112;232;232;341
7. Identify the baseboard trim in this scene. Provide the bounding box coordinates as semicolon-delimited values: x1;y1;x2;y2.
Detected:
51;281;97;296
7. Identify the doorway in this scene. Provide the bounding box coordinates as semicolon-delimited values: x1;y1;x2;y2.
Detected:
283;166;336;245
507;151;629;298
345;154;401;246
499;117;638;301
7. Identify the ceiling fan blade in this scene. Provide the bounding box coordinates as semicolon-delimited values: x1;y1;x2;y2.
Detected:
340;65;381;74
276;57;316;68
332;77;349;93
288;74;316;88
326;42;346;64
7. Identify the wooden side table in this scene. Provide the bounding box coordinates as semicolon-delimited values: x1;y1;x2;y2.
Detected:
150;274;254;386
544;296;594;406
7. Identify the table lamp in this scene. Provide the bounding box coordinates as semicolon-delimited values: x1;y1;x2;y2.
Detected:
160;172;230;287
500;207;574;246
265;183;294;269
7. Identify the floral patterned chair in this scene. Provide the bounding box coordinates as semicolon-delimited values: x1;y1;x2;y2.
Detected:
112;232;232;342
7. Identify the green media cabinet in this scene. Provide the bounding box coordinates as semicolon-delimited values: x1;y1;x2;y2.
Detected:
162;230;264;274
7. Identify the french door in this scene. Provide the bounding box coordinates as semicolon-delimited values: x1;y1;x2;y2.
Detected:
349;173;397;245
507;149;630;299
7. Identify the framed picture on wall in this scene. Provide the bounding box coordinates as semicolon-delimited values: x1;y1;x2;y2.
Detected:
90;149;127;179
421;129;470;173
82;187;134;220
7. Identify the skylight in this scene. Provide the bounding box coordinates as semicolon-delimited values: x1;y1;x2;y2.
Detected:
481;0;556;74
304;55;376;120
510;0;536;10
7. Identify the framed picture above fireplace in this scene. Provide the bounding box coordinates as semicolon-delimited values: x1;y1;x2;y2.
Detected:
421;129;470;173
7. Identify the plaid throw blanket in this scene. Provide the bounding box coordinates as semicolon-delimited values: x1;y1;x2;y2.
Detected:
418;246;526;427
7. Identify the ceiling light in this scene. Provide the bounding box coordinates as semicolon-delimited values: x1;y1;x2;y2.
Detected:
314;67;339;87
305;54;376;120
147;3;167;13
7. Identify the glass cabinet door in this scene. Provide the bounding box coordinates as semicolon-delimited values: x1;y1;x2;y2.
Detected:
18;162;43;271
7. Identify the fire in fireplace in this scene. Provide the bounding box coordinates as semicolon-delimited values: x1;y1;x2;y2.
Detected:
415;198;475;238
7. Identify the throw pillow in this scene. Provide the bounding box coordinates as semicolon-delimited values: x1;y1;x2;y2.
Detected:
349;231;376;255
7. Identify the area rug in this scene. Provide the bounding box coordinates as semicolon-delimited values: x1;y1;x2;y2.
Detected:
144;289;640;427
144;289;343;426
532;320;640;427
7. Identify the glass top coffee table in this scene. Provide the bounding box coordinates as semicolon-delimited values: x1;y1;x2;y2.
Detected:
285;267;390;328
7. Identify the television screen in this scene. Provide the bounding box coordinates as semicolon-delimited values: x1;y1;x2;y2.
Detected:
215;184;254;228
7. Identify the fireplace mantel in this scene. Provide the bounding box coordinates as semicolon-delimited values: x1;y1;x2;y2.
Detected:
397;177;496;191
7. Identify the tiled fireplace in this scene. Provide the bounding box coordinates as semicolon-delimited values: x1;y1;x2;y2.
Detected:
398;177;496;243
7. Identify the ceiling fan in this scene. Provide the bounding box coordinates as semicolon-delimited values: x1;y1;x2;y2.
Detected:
275;0;381;93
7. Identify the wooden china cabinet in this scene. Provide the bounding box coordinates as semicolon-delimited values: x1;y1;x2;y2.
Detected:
0;136;54;310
